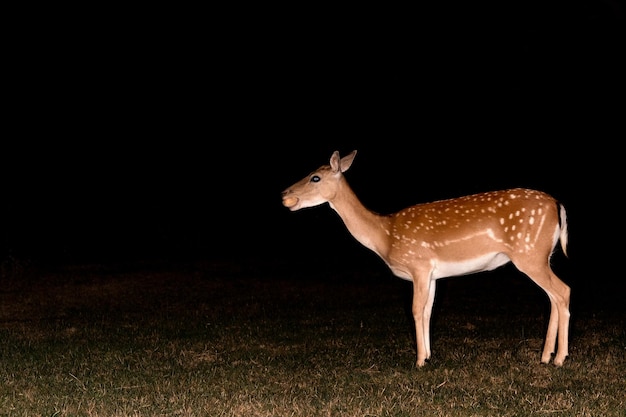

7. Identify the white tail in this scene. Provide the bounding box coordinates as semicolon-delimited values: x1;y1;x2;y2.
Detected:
282;150;570;367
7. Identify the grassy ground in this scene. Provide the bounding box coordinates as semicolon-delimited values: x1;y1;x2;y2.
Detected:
0;259;624;417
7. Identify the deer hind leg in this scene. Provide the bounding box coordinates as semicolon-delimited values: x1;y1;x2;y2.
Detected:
412;273;435;367
516;262;571;366
548;272;571;366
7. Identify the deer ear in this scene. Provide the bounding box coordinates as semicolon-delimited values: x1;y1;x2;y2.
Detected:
330;151;341;172
339;150;357;172
330;150;357;173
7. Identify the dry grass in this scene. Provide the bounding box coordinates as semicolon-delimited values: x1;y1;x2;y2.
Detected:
0;260;624;416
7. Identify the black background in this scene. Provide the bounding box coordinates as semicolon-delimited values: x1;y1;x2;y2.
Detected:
3;3;623;299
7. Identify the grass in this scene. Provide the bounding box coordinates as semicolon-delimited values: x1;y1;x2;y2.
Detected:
0;258;624;416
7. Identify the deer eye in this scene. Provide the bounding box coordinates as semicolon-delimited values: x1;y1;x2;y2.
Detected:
310;175;321;183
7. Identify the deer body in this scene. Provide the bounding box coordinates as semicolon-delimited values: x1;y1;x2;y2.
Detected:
282;150;570;367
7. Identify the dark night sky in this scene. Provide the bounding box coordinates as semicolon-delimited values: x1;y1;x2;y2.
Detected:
3;3;623;284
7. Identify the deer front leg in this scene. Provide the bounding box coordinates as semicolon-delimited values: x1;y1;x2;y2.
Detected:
422;280;437;361
412;275;433;367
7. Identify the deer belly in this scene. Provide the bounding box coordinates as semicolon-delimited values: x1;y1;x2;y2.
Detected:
432;252;511;279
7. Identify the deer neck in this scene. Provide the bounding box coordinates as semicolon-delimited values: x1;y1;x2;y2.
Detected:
328;179;391;257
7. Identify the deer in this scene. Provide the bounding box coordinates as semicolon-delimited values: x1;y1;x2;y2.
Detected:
281;150;570;367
